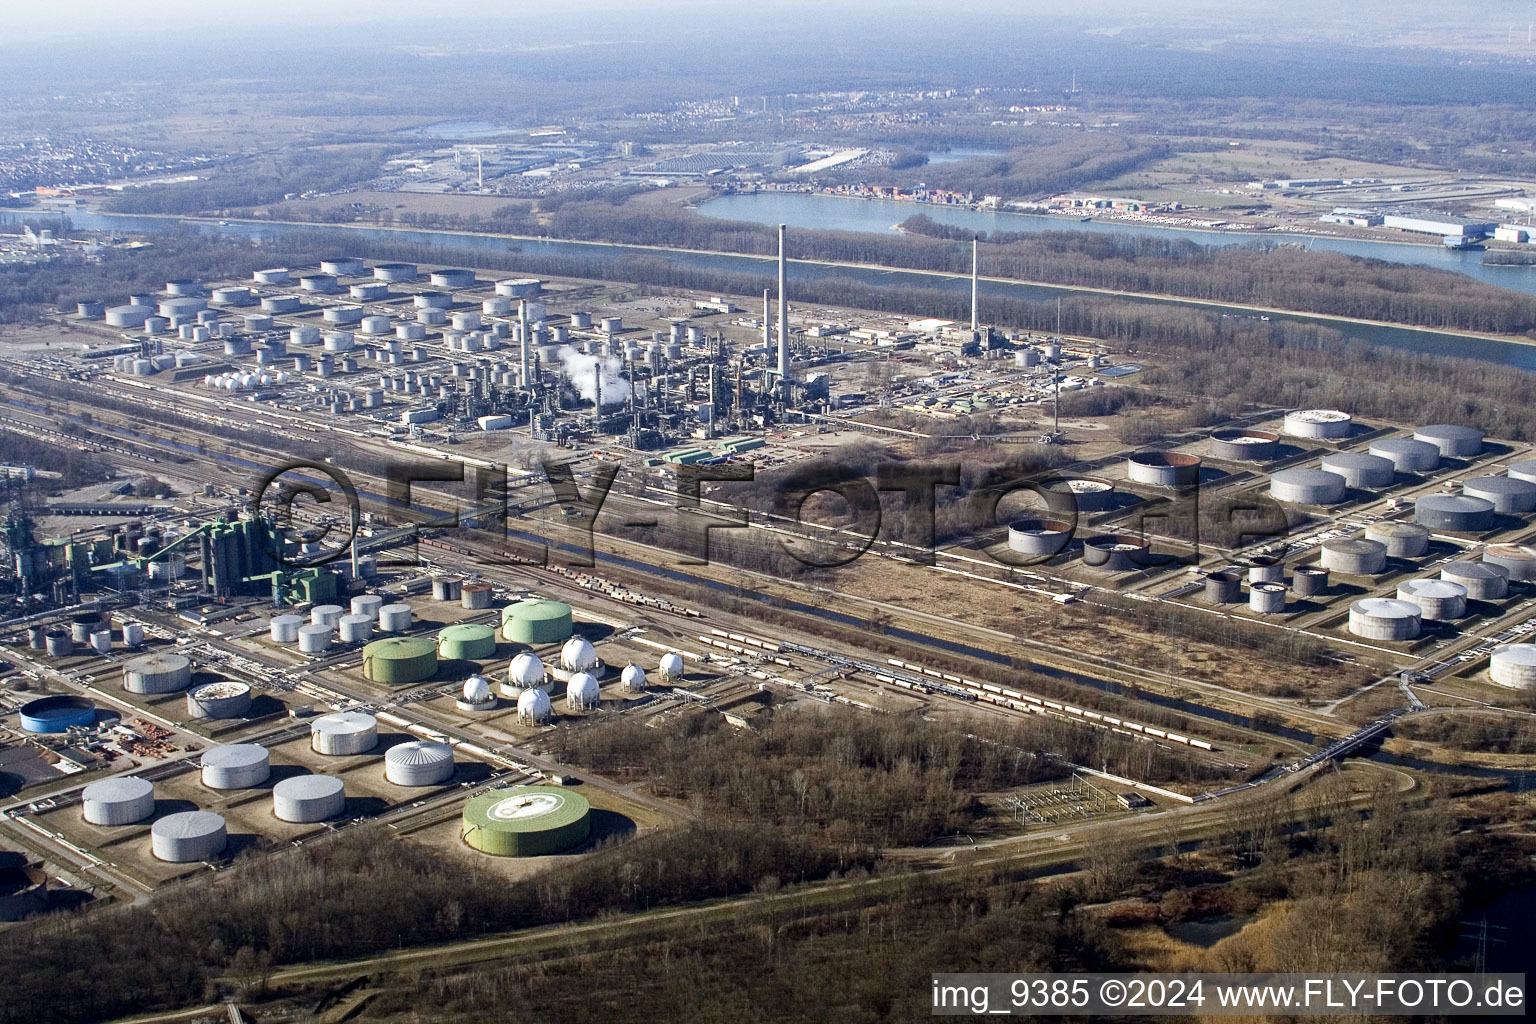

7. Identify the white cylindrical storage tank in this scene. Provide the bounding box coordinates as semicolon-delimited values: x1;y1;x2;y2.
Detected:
451;311;482;331
1489;644;1536;689
323;306;364;325
270;614;304;642
1413;424;1483;458
273;774;346;823
297;624;333;653
350;594;384;618
431;268;476;288
1203;571;1242;604
1283;409;1352;438
322;257;367;277
461;582;492;609
658;651;685;681
1368;437;1440;474
396;322;426;341
310;711;378;755
1507;460;1536;485
374;262;417;282
1006;518;1074;557
1462;475;1536;514
497;278;542;298
483;296;512;316
384;740;455;786
378;603;413;632
1320;538;1387;575
300;274;338;293
186;680;252;719
1483;544;1536;581
1290;565;1329;598
1270;468;1346;505
1441;561;1509;600
201;744;270;789
360;314;392;335
151;811;226;862
82;777;155;826
1126;452;1202;488
90;629;112;655
1396;578;1467;621
1248;581;1286;614
1348;598;1421;641
211;286;254;305
413;290;453;309
252;267;290;284
621;664;646;692
123;653;192;694
311;604;344;628
260;295;301;313
1319;452;1395;489
1364;521;1430;558
601;316;623;334
1416;494;1495;532
322;331;355;352
338;613;373;644
1246;558;1284;584
431;577;462;602
121;622;145;647
290;325;321;347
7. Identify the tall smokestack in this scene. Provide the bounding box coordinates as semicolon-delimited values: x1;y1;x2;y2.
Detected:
777;223;788;377
970;236;979;332
518;300;530;389
762;288;770;355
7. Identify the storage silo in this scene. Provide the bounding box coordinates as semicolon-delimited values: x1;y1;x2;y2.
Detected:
1126;452;1201;488
501;599;573;644
461;786;590;857
186;681;252;719
350;594;384;619
432;268;476;288
374;262;417;282
123;653;192;694
1248;582;1286;614
1283;409;1352;439
1396;578;1467;620
1270;468;1346;504
337;613;373;644
362;637;437;684
567;672;601;710
1489;644;1536;689
1365;521;1430;558
1507;460;1536;485
1462;475;1536;514
270;614;304;642
1348;598;1421;641
1208;429;1279;461
1007;518;1074;557
310;711;378;755
273;775;345;823
1245;556;1284;584
461;582;493;609
378;603;413;632
1483;544;1536;581
1413;424;1483;458
438;623;497;661
297;624;333;653
385;741;455;786
151;811;227;862
1320;538;1387;575
311;604;344;628
517;687;552;725
1081;534;1152;572
1291;565;1330;597
1320;452;1395;489
1202;571;1242;604
82;777;155;826
1441;560;1508;600
1368;437;1440;474
1415;494;1495;532
201;744;270;789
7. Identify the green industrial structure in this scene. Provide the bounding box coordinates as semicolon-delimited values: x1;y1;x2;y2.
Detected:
437;623;497;660
460;786;591;857
362;636;438;684
501;599;573;645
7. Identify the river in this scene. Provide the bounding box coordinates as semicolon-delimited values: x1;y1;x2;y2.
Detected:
6;208;1536;372
698;191;1536;297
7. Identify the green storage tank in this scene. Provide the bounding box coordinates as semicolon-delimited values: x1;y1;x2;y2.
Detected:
500;600;572;645
362;636;438;684
437;623;497;660
461;786;591;857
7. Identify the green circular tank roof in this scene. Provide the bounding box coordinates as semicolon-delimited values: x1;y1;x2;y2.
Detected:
461;785;591;857
362;636;438;685
500;600;571;625
500;600;573;645
437;623;497;659
365;636;437;659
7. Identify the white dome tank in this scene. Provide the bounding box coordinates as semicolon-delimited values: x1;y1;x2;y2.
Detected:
517;687;552;724
384;740;455;786
201;743;271;789
82;776;155;826
463;674;492;703
272;774;346;823
621;663;646;693
310;711;378;755
151;811;226;862
567;672;600;710
560;636;598;671
658;651;685;680
504;652;545;696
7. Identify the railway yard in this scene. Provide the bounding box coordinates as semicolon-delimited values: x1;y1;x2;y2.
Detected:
0;254;1533;926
